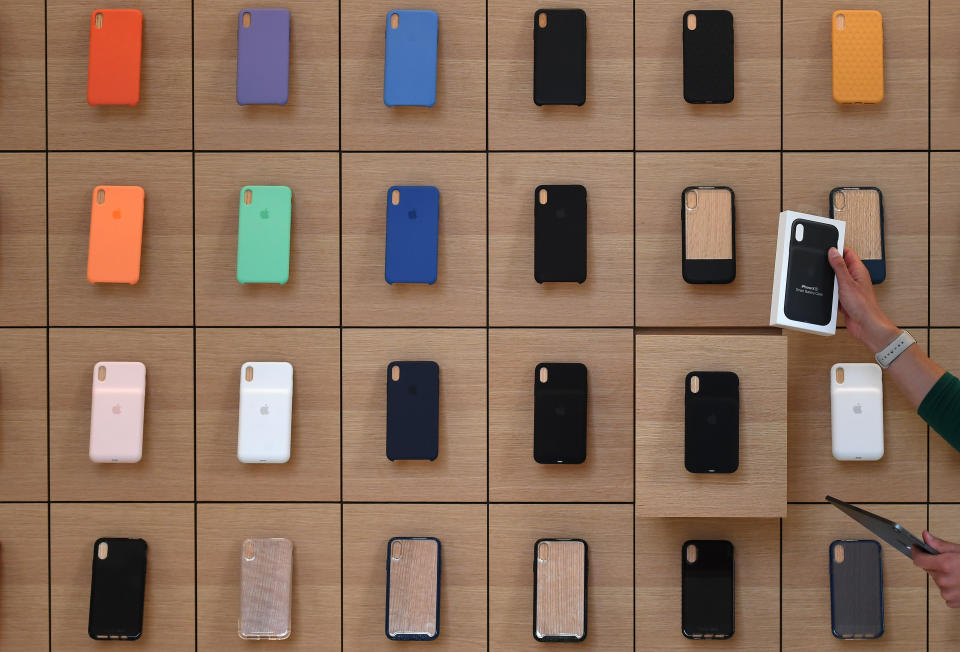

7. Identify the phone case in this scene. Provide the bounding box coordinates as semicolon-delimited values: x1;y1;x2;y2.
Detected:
830;187;885;283
830;539;884;639
237;362;293;463
831;363;884;461
783;219;840;326
534;363;587;464
684;371;739;473
832;10;884;104
534;539;587;642
87;9;142;106
236;9;290;105
239;538;293;640
89;362;146;463
386;537;440;640
682;10;734;104
534;185;587;283
681;186;736;284
236;186;292;284
88;538;147;640
386;361;439;461
383;10;438;107
533;9;586;106
87;185;145;284
682;540;734;640
385;186;440;284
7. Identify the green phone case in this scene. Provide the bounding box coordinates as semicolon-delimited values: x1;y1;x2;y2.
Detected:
236;185;292;284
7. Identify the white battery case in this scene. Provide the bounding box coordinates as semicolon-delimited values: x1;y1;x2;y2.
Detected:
237;361;293;463
830;362;884;461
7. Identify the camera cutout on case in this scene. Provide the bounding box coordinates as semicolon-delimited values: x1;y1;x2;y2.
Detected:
391;188;400;206
97;365;107;382
242;539;256;561
390;12;399;29
539;366;548;383
243;188;253;205
538;12;547;28
538;188;548;205
795;223;805;242
242;11;251;28
245;365;254;382
686;543;697;564
391;365;400;381
97;541;109;560
391;539;403;560
686;13;697;30
97;188;106;204
689;374;700;394
834;542;845;564
836;13;846;31
835;366;845;384
95;12;104;28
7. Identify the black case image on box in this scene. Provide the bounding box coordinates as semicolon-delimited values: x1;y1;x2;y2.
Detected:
534;185;587;284
829;539;884;639
783;219;840;326
88;537;147;640
682;539;734;640
684;371;739;473
386;361;439;461
386;537;441;641
534;363;588;464
534;538;588;642
681;186;736;284
829;187;886;284
682;10;734;104
533;9;586;106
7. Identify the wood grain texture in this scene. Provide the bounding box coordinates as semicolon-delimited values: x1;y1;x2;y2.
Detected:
635;0;780;150
341;329;485;502
342;504;486;651
535;540;585;640
489;329;633;502
782;503;927;650
341;154;486;326
782;152;928;327
831;187;883;260
684;188;733;259
196;328;340;501
783;0;928;150
0;0;45;149
929;505;960;651
48;328;194;501
48;153;194;326
929;329;960;501
0;154;46;325
388;538;439;638
635;334;787;518
46;0;192;150
197;504;340;651
636;153;779;327
931;153;960;326
488;0;632;150
194;0;338;150
489;504;633;651
635;517;780;650
0;505;49;650
194;153;339;326
340;0;485;150
931;0;960;149
0;329;47;500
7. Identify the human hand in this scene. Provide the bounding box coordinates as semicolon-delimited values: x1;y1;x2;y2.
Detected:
827;247;899;352
912;531;960;608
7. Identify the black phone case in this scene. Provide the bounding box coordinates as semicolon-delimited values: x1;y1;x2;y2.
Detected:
684;371;739;473
534;363;587;464
829;186;886;284
533;538;588;642
830;540;884;639
682;540;734;640
534;185;587;283
533;9;586;106
783;219;839;326
88;537;147;640
386;361;439;461
680;186;736;284
682;10;734;103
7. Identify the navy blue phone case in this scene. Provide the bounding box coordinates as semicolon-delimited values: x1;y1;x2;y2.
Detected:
386;361;439;461
384;10;438;107
385;186;440;284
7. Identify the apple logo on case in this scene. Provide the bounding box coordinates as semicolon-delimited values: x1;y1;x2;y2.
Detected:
112;404;122;415
408;384;417;395
853;403;863;415
408;209;417;220
259;208;270;220
112;209;122;220
707;414;718;425
260;404;270;415
554;406;566;417
555;208;566;220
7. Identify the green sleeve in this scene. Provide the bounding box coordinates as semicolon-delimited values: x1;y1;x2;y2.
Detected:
918;372;960;453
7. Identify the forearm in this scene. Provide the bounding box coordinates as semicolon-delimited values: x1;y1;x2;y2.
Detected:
885;344;945;410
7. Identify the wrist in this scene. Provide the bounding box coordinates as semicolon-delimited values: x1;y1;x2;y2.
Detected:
865;323;901;353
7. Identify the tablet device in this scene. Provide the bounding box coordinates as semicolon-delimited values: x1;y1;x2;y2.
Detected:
826;495;937;558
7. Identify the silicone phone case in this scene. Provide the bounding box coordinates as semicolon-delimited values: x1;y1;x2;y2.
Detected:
89;361;146;463
385;186;440;284
832;10;884;104
831;363;884;461
534;539;587;642
684;371;739;473
87;9;143;106
533;9;586;106
88;538;147;640
87;185;145;284
830;187;885;283
383;10;438;107
386;537;440;640
237;362;293;463
682;10;734;103
830;539;884;639
237;186;292;284
236;9;290;105
386;361;439;461
239;538;293;640
534;185;587;283
682;540;734;640
534;363;587;464
783;219;839;326
681;186;736;284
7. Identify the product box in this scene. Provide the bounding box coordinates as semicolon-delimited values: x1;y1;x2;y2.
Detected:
770;211;845;336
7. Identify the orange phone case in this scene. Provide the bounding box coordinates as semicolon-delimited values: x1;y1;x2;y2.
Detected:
87;9;143;106
87;186;145;285
832;10;883;104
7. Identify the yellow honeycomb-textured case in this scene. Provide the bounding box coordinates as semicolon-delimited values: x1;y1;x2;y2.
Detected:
832;10;884;104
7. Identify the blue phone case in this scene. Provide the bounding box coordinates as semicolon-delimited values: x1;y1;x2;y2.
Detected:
386;361;439;461
236;8;290;105
383;10;438;107
385;186;439;284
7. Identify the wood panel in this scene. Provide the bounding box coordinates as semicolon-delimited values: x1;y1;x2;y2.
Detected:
929;329;960;501
0;505;49;651
0;0;45;149
0;329;47;501
929;505;960;652
0;154;47;325
931;153;960;326
931;0;960;149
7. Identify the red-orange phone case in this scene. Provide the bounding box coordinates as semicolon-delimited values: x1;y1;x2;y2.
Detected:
87;186;145;285
87;9;143;106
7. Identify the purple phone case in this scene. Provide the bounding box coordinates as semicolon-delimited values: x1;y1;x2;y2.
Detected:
237;8;290;105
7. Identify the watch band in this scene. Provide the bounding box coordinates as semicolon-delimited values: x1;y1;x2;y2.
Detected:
875;330;916;369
